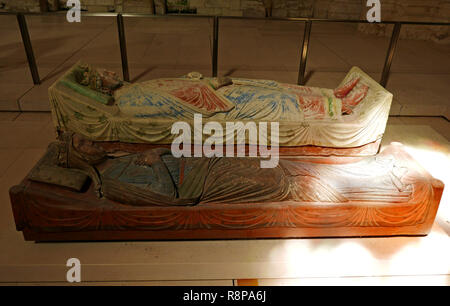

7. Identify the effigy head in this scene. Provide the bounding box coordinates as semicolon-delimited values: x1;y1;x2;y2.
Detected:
73;64;123;96
71;133;107;164
56;132;107;167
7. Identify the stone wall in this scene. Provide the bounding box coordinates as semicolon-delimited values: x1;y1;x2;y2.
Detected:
312;0;362;19
0;0;159;13
1;0;448;43
190;0;450;43
2;0;448;20
190;0;361;18
189;0;363;18
189;0;243;16
59;0;154;13
78;0;116;12
0;0;41;12
357;0;450;44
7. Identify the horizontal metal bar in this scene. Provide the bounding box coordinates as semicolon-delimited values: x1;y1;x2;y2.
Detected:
0;11;449;26
216;16;450;26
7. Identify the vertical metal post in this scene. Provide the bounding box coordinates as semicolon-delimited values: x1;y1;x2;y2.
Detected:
151;0;156;15
117;13;130;82
212;16;219;78
163;0;168;14
298;20;312;86
380;22;402;88
39;0;49;12
17;13;40;85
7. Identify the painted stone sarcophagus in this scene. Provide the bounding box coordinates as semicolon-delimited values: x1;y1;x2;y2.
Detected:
9;139;444;241
9;63;444;242
48;63;392;157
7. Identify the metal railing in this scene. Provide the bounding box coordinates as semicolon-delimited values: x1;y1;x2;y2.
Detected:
1;11;449;87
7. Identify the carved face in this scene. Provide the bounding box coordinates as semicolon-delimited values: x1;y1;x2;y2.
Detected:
74;64;122;95
97;68;122;90
72;134;107;161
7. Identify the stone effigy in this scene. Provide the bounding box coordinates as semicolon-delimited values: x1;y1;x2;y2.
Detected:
48;63;392;157
9;134;444;241
55;134;417;206
8;62;444;242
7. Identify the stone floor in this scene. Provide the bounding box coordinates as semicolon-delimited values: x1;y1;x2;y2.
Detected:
0;13;449;286
0;15;449;118
0;112;448;286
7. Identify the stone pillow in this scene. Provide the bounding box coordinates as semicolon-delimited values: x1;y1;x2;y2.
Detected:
341;83;369;115
61;73;114;105
334;77;360;99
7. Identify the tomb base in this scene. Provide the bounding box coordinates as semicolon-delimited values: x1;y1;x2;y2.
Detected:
9;143;444;242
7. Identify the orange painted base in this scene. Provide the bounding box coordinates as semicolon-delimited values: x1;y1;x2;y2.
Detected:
9;144;444;242
97;139;382;158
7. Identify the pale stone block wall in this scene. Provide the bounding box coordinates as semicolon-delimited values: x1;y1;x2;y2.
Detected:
1;0;448;43
193;0;243;16
80;0;116;12
358;0;450;44
1;0;41;13
189;0;361;18
122;0;154;13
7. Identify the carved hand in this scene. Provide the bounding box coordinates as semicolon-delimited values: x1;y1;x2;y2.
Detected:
135;151;161;166
135;148;172;166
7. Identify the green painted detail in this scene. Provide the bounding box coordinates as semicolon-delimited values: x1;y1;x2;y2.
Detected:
327;96;334;118
320;90;334;118
60;77;112;105
86;105;97;112
98;115;108;123
74;112;84;120
136;128;146;137
61;114;70;125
